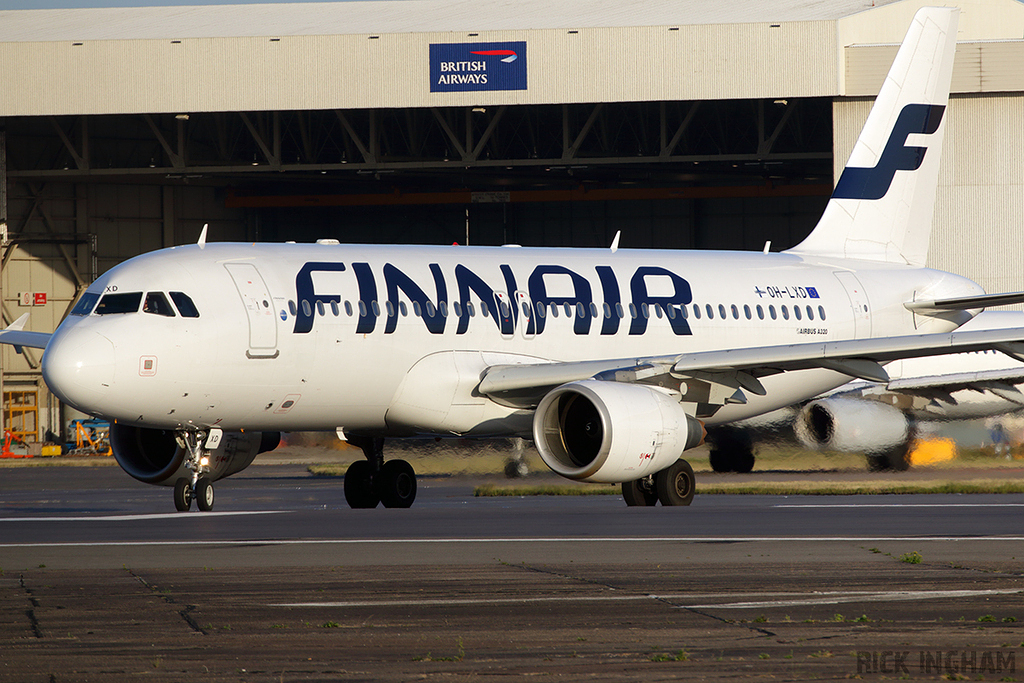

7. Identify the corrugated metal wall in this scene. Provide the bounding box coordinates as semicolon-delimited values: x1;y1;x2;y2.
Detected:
0;21;837;116
833;94;1024;301
845;42;1024;97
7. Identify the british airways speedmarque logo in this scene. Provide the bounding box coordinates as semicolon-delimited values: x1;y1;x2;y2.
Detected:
430;41;527;92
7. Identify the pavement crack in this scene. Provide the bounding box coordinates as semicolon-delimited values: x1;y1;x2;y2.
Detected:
19;575;43;639
128;569;207;635
672;602;777;637
501;560;622;592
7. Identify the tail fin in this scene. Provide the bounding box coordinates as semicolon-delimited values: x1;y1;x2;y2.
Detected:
787;7;959;266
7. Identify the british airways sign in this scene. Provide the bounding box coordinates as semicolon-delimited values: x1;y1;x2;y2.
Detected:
429;41;527;92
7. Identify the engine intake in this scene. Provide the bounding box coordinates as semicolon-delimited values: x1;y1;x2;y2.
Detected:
533;380;704;483
110;424;280;486
795;397;909;454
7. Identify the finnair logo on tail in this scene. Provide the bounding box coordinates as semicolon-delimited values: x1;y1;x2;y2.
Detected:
832;104;945;201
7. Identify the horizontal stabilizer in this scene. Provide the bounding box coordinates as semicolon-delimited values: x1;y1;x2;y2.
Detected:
887;366;1024;392
0;314;51;350
906;290;1024;312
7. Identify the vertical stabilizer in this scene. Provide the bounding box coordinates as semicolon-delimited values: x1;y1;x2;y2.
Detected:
786;7;959;266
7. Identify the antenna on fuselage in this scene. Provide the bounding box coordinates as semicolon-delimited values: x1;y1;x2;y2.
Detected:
610;231;620;253
197;223;208;249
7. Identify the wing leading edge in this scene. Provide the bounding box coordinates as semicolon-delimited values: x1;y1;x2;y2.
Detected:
477;325;1024;406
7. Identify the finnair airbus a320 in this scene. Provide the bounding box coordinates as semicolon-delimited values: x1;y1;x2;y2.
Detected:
5;7;1024;511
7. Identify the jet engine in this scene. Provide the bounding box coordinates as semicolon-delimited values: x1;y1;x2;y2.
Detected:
110;424;280;486
795;397;911;458
533;380;704;483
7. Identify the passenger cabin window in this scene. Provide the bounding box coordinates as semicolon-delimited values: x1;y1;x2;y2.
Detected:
70;292;100;316
143;292;176;317
167;290;197;317
95;292;143;315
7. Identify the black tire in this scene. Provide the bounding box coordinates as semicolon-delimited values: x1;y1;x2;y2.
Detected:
621;478;658;506
868;443;911;472
655;459;696;506
377;459;417;509
173;478;192;512
708;450;732;473
707;426;756;473
344;460;380;509
195;477;215;512
732;451;755;474
504;460;529;478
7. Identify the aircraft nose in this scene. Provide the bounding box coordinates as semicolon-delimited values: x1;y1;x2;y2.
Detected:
42;328;116;413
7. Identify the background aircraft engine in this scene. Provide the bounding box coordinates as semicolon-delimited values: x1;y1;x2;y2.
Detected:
795;397;910;454
533;380;704;483
110;424;280;486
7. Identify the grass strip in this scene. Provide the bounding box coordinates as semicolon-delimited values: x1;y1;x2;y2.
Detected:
475;484;620;497
474;479;1024;497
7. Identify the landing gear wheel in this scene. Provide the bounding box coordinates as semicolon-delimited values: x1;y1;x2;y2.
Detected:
195;477;215;512
707;426;756;473
344;460;380;509
708;450;731;473
731;451;755;474
621;477;658;506
173;478;192;512
655;459;696;506
867;443;911;472
377;459;417;508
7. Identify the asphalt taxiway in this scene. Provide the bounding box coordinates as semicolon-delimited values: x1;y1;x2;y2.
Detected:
2;463;1023;681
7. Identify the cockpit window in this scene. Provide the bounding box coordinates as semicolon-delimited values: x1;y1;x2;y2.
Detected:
143;292;176;317
94;292;143;315
169;292;200;318
69;292;100;316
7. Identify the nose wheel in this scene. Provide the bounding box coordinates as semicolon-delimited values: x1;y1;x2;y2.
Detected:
172;429;220;512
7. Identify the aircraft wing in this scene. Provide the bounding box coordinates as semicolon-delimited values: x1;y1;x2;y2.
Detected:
478;325;1024;405
0;314;51;351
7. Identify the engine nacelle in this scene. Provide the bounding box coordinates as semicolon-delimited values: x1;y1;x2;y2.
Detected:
110;424;280;486
795;397;909;454
533;380;704;483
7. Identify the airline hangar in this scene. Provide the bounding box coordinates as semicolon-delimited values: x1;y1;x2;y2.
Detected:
0;0;1022;442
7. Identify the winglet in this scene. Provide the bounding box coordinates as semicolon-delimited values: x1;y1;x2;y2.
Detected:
6;313;29;332
197;223;208;249
610;231;620;253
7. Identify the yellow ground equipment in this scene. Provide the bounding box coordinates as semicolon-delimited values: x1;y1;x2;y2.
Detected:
67;419;112;456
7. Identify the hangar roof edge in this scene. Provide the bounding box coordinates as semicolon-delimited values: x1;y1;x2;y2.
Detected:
0;0;900;42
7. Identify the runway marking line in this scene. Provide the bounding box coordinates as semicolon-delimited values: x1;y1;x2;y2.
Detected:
271;588;1024;610
774;503;1024;508
0;511;287;523
4;536;1024;548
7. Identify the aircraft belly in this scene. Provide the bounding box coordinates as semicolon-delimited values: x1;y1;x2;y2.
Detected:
385;350;534;435
709;368;854;425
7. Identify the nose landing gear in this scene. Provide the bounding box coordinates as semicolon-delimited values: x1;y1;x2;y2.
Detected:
172;429;220;512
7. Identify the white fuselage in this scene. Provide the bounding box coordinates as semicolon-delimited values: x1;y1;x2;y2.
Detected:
41;242;983;436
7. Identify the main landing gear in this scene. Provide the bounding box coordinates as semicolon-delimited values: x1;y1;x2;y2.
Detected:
706;426;756;473
621;458;695;507
343;437;417;509
172;429;219;512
